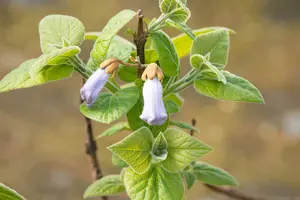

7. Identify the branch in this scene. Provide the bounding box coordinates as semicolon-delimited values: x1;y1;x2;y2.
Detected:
81;79;108;200
204;184;268;200
133;9;148;78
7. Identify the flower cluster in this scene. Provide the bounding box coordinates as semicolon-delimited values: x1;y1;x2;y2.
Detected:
80;60;167;125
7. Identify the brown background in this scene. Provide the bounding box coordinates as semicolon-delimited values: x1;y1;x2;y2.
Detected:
0;0;300;199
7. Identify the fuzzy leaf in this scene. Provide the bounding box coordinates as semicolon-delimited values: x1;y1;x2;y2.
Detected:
183;171;197;189
83;175;125;198
108;127;153;174
0;59;73;92
39;15;85;53
123;166;184;200
160;0;190;23
164;100;180;114
151;132;168;162
80;86;140;124
29;46;79;79
165;19;195;40
112;154;128;168
164;93;184;107
193;162;238;186
90;10;136;67
0;184;26;200
172;27;236;58
151;30;179;76
194;71;265;103
162;128;213;172
191;29;230;67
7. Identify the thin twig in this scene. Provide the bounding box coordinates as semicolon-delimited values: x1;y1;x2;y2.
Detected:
204;184;268;200
81;79;108;200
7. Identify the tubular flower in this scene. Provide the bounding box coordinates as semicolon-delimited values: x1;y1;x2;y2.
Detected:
80;58;119;107
140;64;167;125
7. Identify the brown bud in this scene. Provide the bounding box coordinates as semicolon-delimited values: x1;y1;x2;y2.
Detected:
141;63;164;81
100;58;119;75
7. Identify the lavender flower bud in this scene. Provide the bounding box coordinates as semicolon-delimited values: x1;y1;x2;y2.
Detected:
80;68;109;107
140;77;168;125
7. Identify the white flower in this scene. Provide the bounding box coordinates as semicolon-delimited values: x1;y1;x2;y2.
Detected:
140;77;167;125
80;68;109;107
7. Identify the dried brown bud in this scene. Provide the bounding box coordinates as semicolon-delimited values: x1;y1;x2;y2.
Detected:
100;58;119;75
141;63;164;81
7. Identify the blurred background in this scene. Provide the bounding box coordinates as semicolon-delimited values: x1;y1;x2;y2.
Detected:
1;0;300;199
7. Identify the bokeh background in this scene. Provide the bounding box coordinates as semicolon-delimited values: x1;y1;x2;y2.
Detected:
1;0;300;199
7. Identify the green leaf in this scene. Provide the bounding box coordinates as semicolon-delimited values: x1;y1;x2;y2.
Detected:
194;71;265;103
90;10;136;67
151;30;179;76
183;171;197;189
112;154;128;168
190;54;205;69
108;127;154;174
123;165;184;200
131;49;159;64
170;121;200;133
106;36;136;61
80;86;140;124
193;162;238;186
164;100;180;114
165;19;195;40
160;0;191;23
151;132;168;162
164;93;184;107
172;27;236;58
191;29;230;67
162;128;213;172
0;59;73;92
39;15;85;54
29;46;79;79
83;175;125;198
0;184;26;200
97;122;130;138
118;66;137;82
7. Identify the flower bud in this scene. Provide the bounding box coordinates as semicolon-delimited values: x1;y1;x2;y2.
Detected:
141;63;164;81
140;77;167;125
80;58;119;107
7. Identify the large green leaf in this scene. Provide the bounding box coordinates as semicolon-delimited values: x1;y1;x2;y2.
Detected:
170;121;200;133
191;29;230;67
112;154;128;168
172;27;236;58
29;46;79;79
0;184;25;200
80;86;140;124
83;175;125;198
164;100;180;114
108;127;154;174
193;162;238;186
194;71;265;103
123;166;184;200
164;93;184;107
151;30;179;76
90;10;136;67
39;15;85;53
97;122;130;138
0;57;73;93
162;128;213;172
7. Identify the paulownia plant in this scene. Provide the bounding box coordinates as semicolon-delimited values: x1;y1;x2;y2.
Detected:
0;0;264;199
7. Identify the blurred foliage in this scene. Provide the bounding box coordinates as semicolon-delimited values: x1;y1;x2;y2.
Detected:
0;0;300;200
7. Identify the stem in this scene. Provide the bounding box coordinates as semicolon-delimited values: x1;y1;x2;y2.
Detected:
81;79;108;200
134;9;148;78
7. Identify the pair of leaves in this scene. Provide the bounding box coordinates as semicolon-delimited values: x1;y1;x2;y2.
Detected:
80;86;140;124
183;162;238;189
0;184;25;200
0;46;79;92
108;127;212;174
